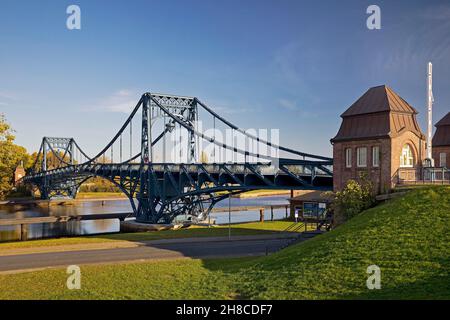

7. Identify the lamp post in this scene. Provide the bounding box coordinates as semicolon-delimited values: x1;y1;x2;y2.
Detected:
228;194;231;240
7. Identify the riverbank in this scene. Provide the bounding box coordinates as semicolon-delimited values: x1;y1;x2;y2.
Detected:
0;193;126;206
0;221;303;253
77;192;127;199
0;186;448;299
1;190;294;206
236;190;291;198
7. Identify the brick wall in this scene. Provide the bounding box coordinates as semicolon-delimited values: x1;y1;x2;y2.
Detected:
433;146;450;167
332;138;390;193
390;131;426;179
332;132;426;193
14;167;26;186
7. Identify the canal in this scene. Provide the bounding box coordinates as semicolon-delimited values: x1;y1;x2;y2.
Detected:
0;195;290;241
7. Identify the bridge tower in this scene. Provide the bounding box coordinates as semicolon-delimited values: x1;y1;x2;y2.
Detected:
35;137;78;199
136;93;158;222
135;93;200;223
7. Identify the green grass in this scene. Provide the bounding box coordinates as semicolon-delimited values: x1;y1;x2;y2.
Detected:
0;221;300;251
223;186;450;299
1;187;449;299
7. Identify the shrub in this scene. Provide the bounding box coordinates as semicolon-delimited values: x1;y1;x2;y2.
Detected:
330;174;375;226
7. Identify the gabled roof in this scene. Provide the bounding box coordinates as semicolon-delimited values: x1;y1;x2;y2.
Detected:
435;112;450;127
332;85;425;143
341;85;417;117
433;112;450;147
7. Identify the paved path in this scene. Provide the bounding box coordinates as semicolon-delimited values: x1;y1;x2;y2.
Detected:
0;235;296;274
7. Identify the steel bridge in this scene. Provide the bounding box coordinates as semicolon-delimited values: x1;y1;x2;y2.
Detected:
23;93;333;224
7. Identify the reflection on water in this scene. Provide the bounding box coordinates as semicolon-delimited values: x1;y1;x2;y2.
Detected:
0;199;129;242
211;208;288;225
207;195;290;225
0;195;289;241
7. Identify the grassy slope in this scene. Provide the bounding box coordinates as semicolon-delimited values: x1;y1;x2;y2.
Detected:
0;187;449;299
0;221;300;251
219;186;450;299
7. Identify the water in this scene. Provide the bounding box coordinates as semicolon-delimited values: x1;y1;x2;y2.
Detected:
0;195;290;241
210;196;290;224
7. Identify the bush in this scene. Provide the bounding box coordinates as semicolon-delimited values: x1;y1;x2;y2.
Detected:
330;174;375;226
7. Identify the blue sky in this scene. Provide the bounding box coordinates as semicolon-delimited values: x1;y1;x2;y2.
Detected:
1;0;449;157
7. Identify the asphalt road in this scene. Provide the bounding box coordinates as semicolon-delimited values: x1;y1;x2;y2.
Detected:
0;238;293;273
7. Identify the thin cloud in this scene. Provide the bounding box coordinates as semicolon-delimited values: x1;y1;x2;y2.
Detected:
89;91;255;115
0;91;17;107
0;91;16;100
201;97;257;114
278;98;318;118
273;42;306;87
373;3;450;73
420;4;450;21
89;89;139;113
278;98;298;111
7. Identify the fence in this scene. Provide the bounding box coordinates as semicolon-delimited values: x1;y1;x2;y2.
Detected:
397;167;450;185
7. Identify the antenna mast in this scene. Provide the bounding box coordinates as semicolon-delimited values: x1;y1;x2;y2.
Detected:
426;62;434;165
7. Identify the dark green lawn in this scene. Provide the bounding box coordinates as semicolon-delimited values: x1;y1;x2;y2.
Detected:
216;186;450;299
1;186;449;299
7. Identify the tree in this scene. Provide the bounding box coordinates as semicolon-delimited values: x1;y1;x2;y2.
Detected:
44;150;71;170
78;177;120;193
0;114;31;199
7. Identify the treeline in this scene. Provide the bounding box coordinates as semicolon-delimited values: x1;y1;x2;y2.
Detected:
0;114;119;199
0;114;32;199
78;177;120;193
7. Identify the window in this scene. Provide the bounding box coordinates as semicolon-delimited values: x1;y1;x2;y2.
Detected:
345;148;352;168
357;147;367;167
372;146;380;167
400;144;414;167
440;153;447;167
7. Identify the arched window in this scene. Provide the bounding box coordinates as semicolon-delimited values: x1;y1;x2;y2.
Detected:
400;144;414;168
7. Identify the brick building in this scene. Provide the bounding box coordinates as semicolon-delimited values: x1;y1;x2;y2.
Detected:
14;163;26;186
432;112;450;168
331;85;426;193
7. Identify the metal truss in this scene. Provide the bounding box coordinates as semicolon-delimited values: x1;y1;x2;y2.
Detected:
23;92;333;224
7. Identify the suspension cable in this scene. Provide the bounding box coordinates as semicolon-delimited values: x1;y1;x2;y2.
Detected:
195;98;331;161
130;120;133;160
